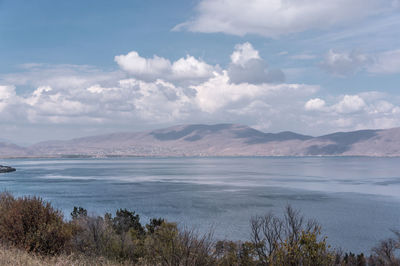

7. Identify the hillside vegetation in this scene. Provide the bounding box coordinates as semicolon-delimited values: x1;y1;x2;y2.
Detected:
0;192;398;265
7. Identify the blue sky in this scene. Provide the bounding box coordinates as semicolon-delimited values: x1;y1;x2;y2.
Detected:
1;0;400;143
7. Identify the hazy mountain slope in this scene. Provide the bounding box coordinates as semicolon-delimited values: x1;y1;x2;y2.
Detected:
343;128;400;156
1;124;400;157
0;142;30;158
305;129;381;155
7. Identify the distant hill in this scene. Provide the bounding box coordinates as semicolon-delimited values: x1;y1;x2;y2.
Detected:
1;124;400;158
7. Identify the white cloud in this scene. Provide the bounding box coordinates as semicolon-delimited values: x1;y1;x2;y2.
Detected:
303;93;400;133
174;0;393;37
334;95;366;113
368;100;395;114
305;98;326;111
321;48;400;76
368;49;400;74
230;43;260;66
115;51;171;80
227;42;285;84
320;49;370;76
171;56;216;82
305;95;369;114
1;57;317;138
2;64;123;90
193;70;317;113
0;85;16;100
2;43;400;142
0;85;17;113
115;51;215;84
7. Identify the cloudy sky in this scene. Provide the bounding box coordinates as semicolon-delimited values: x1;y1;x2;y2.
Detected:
1;0;400;144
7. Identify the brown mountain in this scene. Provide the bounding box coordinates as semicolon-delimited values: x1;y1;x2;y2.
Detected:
1;124;399;158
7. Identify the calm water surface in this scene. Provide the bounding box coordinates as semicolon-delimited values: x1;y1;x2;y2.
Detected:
0;157;399;253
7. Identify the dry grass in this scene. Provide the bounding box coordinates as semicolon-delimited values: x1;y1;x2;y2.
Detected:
0;246;132;266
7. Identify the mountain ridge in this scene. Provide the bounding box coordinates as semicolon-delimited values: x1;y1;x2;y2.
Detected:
0;124;399;158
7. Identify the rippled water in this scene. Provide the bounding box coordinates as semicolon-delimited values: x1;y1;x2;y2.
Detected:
0;157;399;253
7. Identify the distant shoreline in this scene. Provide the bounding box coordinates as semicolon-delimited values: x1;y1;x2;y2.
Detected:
1;154;400;160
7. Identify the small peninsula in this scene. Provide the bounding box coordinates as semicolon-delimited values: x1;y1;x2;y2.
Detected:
0;165;16;173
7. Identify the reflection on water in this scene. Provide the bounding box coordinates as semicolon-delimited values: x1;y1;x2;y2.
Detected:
0;157;399;253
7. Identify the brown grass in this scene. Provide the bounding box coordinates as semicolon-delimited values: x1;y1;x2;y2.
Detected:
0;245;131;266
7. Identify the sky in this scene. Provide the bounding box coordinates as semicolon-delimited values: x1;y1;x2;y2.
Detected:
1;0;400;144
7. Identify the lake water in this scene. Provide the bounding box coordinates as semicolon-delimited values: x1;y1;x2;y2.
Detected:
0;157;399;254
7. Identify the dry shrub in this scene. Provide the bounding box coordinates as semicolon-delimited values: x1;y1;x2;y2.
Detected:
70;208;144;263
369;237;400;266
250;205;335;265
143;222;215;265
214;240;257;266
0;192;73;255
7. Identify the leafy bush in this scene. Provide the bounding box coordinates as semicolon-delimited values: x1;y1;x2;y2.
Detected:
0;192;73;255
145;217;164;234
71;206;87;220
111;208;145;237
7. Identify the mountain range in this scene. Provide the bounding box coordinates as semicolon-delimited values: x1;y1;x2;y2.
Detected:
1;124;400;158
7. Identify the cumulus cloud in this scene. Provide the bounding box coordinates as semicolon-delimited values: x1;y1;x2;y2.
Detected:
305;95;367;113
115;52;170;80
115;51;215;84
193;70;315;113
230;42;260;65
304;98;326;111
0;85;25;123
303;93;400;133
2;42;400;142
334;95;366;113
174;0;394;37
227;43;285;84
0;61;317;141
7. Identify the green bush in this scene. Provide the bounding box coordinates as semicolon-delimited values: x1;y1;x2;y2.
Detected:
111;208;145;237
0;192;73;255
71;206;88;220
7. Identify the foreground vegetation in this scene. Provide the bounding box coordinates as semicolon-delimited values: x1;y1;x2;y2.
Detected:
0;192;398;265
